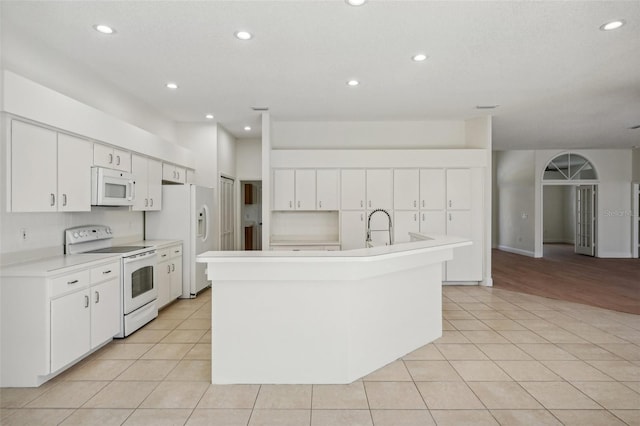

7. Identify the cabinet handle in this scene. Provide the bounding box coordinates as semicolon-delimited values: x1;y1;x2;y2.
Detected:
177;171;180;179
174;250;180;253
414;200;417;208
449;213;452;221
67;279;79;285
360;213;363;221
449;200;452;208
422;213;425;221
368;200;372;208
414;213;417;221
102;270;111;275
150;198;154;207
109;153;113;164
84;295;89;308
319;200;322;209
50;193;55;206
62;194;67;206
171;263;175;272
297;201;300;208
289;201;292;208
161;254;167;258
173;171;177;179
95;291;100;303
145;198;148;207
422;200;425;208
167;265;171;273
116;155;121;166
360;200;363;208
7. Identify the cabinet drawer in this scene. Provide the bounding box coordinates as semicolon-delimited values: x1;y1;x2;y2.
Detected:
50;270;90;298
170;245;182;257
90;261;120;283
157;247;172;261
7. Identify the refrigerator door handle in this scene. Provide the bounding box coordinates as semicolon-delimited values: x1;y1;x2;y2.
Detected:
202;204;210;242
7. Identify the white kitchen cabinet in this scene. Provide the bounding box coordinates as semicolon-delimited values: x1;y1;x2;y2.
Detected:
295;169;316;210
50;287;91;372
366;169;393;211
341;169;366;210
393;169;419;210
340;211;367;250
273;169;317;211
162;163;186;184
9;120;91;212
445;210;482;281
446;169;471;210
132;155;162;211
393;210;420;243
420;210;447;235
94;143;131;172
273;169;295;210
316;169;339;210
157;244;183;309
90;277;120;349
420;169;446;210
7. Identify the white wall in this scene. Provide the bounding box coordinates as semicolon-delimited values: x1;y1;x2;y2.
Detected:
495;150;536;256
272;120;466;149
236;138;262;180
217;126;237;178
2;30;177;143
534;150;633;258
543;186;574;244
176;123;218;187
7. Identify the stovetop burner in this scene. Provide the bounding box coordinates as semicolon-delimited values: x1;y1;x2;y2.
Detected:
85;246;151;254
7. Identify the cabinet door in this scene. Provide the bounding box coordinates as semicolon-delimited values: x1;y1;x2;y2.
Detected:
131;154;149;211
157;259;172;309
420;169;446;210
420;210;447;235
366;169;393;210
393;169;419;210
90;278;120;348
316;169;339;210
295;169;316;210
273;169;295;210
93;143;115;168
57;134;92;212
446;169;471;210
445;210;482;281
341;169;365;210
147;159;163;210
10;120;57;212
51;290;90;372
113;148;131;172
170;256;183;300
340;211;366;250
394;210;420;244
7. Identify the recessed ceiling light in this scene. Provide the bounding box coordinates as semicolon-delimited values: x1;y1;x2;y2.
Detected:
412;53;427;62
476;105;499;109
166;82;178;89
346;0;367;6
235;31;253;40
347;79;360;87
600;20;625;31
244;126;252;131
205;114;214;119
93;24;115;35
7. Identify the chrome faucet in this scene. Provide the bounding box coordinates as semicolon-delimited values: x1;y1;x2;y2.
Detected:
366;208;393;246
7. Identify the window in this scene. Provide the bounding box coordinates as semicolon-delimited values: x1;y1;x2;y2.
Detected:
543;153;597;181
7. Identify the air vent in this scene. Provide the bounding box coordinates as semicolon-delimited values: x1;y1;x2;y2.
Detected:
251;106;269;111
629;124;640;130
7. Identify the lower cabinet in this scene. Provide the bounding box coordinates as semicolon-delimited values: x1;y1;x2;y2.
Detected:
157;243;183;309
340;211;367;250
393;211;420;244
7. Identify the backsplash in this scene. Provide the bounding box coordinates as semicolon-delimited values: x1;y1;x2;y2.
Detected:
0;207;143;266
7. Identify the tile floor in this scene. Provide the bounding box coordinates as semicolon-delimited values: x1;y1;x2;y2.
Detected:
1;286;639;425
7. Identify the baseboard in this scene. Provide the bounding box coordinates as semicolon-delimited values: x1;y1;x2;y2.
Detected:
481;277;493;287
596;252;632;259
497;245;535;257
443;281;480;286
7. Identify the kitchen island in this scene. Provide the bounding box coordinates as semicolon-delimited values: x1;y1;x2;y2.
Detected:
197;235;470;384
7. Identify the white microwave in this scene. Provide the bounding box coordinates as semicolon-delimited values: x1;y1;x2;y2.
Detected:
91;167;134;206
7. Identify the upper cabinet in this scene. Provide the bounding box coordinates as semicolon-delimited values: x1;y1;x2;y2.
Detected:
162;163;186;184
316;169;339;210
131;154;162;211
294;169;316;210
93;143;131;172
340;169;365;210
393;169;419;210
273;169;318;211
9;120;91;212
366;169;393;211
446;169;471;210
420;169;446;210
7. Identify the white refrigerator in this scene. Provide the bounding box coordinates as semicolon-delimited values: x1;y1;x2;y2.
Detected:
145;184;215;298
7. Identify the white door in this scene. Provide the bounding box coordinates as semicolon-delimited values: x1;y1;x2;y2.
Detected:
341;211;366;250
341;169;366;210
58;133;92;212
394;169;419;210
316;169;339;210
420;169;446;210
294;169;316;210
394;211;420;243
220;177;235;250
51;290;90;372
446;169;471;210
575;185;596;256
273;169;295;210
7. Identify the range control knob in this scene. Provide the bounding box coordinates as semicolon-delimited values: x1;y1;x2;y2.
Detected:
73;232;79;238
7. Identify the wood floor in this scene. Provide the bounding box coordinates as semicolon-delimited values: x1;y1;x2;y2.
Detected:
492;244;640;315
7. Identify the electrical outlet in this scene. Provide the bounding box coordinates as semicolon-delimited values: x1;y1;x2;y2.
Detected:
20;228;27;241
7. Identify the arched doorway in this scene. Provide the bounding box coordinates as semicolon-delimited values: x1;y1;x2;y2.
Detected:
541;153;598;257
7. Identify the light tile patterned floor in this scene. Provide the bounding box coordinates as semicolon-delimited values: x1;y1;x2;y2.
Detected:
1;286;639;425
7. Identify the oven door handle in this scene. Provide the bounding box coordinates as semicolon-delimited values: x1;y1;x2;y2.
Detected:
123;251;157;264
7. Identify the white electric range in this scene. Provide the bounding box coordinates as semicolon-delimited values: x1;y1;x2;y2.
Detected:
65;225;158;337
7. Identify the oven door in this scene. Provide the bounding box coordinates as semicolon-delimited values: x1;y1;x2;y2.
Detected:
123;251;158;315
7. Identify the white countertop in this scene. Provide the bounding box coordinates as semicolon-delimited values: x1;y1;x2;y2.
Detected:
1;239;182;278
199;235;470;263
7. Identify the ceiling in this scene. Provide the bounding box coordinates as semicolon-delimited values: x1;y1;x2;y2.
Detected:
1;0;639;150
